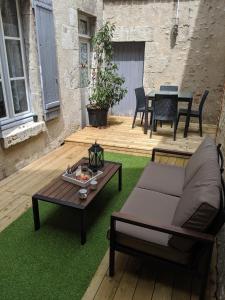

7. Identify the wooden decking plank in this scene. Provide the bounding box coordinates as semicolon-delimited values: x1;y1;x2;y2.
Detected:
94;253;129;300
113;256;141;300
0;143;73;190
152;266;174;300
0;194;30;232
172;270;192;300
82;250;109;300
132;263;156;300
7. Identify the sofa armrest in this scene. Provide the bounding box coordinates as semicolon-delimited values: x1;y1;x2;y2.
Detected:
152;148;193;162
111;212;214;244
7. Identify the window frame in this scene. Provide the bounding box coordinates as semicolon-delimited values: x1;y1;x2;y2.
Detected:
0;0;32;130
78;13;93;88
79;38;91;88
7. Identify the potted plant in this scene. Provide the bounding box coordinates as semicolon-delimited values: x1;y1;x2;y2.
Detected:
87;22;127;127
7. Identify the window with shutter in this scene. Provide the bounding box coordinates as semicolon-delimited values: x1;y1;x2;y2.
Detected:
32;0;60;121
0;0;33;133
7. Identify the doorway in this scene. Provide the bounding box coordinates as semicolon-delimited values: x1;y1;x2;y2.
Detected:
112;42;145;116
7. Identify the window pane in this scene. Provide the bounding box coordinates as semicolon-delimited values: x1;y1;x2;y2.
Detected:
0;82;6;118
1;0;19;37
79;19;88;35
11;80;27;114
80;43;89;87
6;40;24;78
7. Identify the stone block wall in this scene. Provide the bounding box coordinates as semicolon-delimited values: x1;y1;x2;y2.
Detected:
103;0;225;124
0;0;103;179
217;85;225;300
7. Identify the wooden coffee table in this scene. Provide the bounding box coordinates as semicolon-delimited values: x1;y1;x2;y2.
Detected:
32;158;122;245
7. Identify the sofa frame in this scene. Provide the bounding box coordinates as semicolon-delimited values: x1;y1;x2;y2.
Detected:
109;146;225;300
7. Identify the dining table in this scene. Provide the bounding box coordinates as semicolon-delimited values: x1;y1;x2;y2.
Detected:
145;90;194;138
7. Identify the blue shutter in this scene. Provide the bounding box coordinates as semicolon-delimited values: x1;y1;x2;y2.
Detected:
33;0;60;121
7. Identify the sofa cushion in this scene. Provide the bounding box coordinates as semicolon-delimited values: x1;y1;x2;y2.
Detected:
118;188;180;246
136;162;185;197
115;188;191;264
169;159;221;251
184;136;218;186
115;231;191;265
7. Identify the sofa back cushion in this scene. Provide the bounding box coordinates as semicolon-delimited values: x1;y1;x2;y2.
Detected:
169;157;221;252
184;136;218;187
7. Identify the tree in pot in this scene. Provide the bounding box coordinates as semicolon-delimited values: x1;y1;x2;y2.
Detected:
87;22;127;127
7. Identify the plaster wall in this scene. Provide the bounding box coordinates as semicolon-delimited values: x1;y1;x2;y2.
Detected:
103;0;225;123
0;0;103;179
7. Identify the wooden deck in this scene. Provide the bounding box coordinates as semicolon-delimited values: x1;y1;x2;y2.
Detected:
0;124;217;299
65;116;217;155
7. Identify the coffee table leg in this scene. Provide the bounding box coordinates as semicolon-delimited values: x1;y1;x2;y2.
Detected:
32;197;40;231
118;165;122;191
80;210;86;245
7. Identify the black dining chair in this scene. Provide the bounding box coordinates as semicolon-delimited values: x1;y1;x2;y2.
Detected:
150;94;178;141
132;87;153;129
176;90;209;137
160;85;178;92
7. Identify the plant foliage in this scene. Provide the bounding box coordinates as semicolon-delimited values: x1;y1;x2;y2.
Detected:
88;22;127;110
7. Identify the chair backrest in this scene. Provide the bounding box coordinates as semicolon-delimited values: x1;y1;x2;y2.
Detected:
217;144;224;174
153;94;178;121
135;87;146;110
160;85;178;92
199;90;209;114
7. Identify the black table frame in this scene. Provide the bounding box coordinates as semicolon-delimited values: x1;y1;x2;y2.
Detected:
32;163;122;245
144;91;193;138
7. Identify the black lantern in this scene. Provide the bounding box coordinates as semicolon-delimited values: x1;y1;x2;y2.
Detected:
88;142;104;172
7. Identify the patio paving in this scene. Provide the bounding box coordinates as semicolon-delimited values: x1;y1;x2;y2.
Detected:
65;116;217;156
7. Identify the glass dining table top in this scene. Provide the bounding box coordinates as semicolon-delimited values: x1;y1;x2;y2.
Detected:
147;90;193;101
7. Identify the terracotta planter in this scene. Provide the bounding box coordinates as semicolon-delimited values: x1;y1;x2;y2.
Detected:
87;107;108;127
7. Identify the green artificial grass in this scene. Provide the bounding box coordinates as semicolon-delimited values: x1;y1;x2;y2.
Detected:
0;152;149;300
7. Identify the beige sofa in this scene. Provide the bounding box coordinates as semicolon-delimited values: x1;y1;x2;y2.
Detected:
109;136;225;300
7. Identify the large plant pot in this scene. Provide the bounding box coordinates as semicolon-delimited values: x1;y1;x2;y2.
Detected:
87;107;108;127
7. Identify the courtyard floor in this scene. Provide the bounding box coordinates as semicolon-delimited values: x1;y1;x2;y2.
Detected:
0;116;218;299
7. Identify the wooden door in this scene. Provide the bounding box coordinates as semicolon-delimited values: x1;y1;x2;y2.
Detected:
112;42;145;116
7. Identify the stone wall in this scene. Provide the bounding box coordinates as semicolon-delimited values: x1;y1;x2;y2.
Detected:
103;0;225;124
0;0;103;179
217;85;225;300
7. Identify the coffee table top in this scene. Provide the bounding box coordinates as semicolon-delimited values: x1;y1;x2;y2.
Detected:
32;158;122;209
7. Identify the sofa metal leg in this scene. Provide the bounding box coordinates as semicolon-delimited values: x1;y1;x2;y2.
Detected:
109;246;115;277
199;245;213;300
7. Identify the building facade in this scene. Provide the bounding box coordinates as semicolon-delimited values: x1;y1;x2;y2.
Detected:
0;0;103;179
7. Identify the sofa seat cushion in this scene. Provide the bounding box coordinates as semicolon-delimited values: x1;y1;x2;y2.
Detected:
184;136;218;186
115;188;190;264
169;159;221;252
115;232;191;265
136;162;185;197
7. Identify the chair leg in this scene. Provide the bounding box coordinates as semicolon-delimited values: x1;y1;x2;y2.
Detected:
132;110;138;129
199;115;203;137
150;112;153;130
173;120;178;141
160;121;162;127
150;116;154;138
141;112;144;125
177;113;181;129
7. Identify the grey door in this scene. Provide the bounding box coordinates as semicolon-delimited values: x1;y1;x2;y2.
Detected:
112;42;145;116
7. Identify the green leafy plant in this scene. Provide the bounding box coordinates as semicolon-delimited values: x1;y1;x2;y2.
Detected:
88;22;127;110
